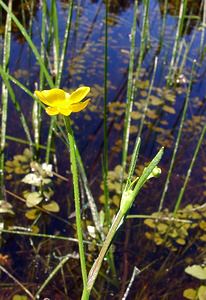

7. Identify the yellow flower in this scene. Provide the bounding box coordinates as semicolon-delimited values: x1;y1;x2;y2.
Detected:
34;86;90;116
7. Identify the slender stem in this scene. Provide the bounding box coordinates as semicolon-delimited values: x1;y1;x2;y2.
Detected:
200;0;206;57
35;253;77;298
63;117;88;298
75;147;104;240
87;210;124;294
173;123;206;215
137;56;158;140
0;265;35;300
46;117;55;163
159;61;195;211
0;66;33;149
167;0;187;84
52;0;60;79
122;0;138;179
102;0;116;281
0;0;12;199
159;0;168;48
56;0;74;87
103;0;110;228
1;229;95;244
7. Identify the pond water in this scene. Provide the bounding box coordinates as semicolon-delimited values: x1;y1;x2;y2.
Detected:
1;0;206;299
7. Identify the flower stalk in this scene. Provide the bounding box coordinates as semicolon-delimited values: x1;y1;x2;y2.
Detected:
64;117;88;299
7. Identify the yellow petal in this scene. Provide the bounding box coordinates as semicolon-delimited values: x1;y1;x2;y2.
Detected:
58;107;72;116
35;90;50;106
35;89;66;107
71;99;90;112
45;107;59;115
69;86;90;104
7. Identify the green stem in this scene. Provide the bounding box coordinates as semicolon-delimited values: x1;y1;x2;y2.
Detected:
103;0;110;228
87;210;124;294
173;123;206;215
35;253;72;298
0;0;12;199
159;61;195;211
167;0;187;84
63;117;88;298
122;0;138;180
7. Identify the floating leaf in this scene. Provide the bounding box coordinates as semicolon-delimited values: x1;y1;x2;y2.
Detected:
22;173;42;186
144;219;156;228
150;95;163;106
0;200;14;215
198;285;206;300
41;178;52;185
31;225;39;233
25;192;43;208
199;221;206;231
42;201;60;212
131;111;142;120
157;223;168;234
185;265;206;280
176;238;186;245
163;105;176;114
25;209;39;220
12;295;28;300
183;288;197;300
154;235;164;245
200;234;206;242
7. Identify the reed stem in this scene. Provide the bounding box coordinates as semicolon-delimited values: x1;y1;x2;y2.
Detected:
64;117;88;298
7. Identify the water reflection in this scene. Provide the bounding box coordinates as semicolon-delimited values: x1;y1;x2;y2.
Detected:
159;0;202;34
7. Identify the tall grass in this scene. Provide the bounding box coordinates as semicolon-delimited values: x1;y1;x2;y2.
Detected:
0;0;12;199
167;0;188;84
159;61;196;211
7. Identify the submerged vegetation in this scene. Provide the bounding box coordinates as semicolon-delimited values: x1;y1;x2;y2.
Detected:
0;0;206;299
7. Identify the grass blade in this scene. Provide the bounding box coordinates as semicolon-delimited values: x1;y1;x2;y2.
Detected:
0;0;12;199
56;0;74;87
173;124;206;215
122;0;138;178
159;61;195;211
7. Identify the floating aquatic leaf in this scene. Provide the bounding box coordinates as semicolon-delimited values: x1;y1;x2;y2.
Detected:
131;111;142;120
147;109;158;119
25;209;39;220
163;105;176;114
25;192;43;208
150;95;163;106
199;221;206;231
157;223;168;234
176;238;186;245
144;219;156;228
22;173;42;186
31;225;39;233
198;286;206;300
183;288;197;300
185;265;206;280
12;295;28;300
42;201;60;212
0;200;14;215
200;234;206;242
